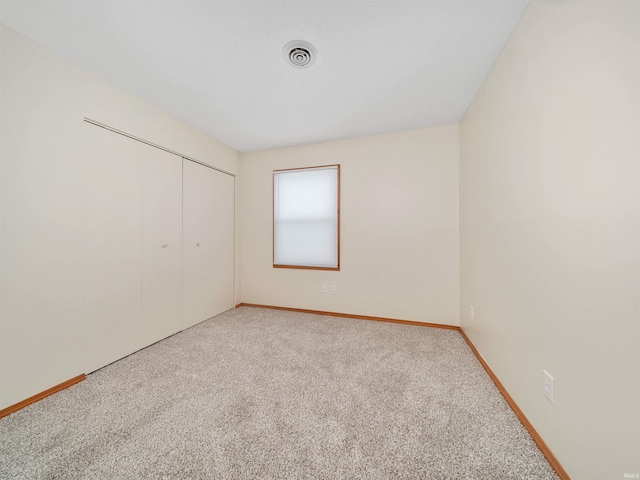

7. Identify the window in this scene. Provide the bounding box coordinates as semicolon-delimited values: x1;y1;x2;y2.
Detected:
273;165;340;270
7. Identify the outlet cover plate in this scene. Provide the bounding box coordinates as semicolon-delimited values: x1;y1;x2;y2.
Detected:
543;370;554;404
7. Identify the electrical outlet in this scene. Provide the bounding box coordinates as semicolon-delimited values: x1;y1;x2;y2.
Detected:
543;370;554;404
321;284;328;294
469;305;474;320
330;284;337;295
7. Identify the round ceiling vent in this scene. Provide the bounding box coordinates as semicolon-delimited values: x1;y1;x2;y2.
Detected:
283;40;316;68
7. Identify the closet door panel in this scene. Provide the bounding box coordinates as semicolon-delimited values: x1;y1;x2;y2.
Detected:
208;170;235;317
84;123;143;373
183;161;234;329
141;151;183;347
182;160;216;329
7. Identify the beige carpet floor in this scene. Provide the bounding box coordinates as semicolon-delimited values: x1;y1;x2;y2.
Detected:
0;306;558;479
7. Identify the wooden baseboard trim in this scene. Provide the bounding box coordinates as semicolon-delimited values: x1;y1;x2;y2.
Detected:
458;329;571;480
235;303;460;330
0;374;86;419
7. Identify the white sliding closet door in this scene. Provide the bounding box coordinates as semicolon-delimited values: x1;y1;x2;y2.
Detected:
84;123;143;373
182;160;234;329
141;151;183;347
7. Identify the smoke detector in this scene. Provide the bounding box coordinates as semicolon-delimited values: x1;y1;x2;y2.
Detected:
283;40;317;68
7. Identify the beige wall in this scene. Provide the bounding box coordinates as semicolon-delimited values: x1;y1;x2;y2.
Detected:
459;1;640;479
241;125;460;325
0;25;240;409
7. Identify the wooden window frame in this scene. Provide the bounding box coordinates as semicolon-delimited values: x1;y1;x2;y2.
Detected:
273;164;340;271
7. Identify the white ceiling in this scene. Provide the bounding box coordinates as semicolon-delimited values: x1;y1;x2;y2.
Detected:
0;0;530;152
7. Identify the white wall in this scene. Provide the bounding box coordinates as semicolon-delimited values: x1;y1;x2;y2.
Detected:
0;24;240;409
241;125;459;325
459;1;640;479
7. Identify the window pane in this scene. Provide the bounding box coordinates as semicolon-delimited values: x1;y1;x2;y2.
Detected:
274;166;339;269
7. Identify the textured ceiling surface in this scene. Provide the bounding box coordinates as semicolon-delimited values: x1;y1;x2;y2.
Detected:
0;1;530;152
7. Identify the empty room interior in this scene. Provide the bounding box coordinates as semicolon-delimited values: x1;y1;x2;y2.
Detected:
0;1;638;479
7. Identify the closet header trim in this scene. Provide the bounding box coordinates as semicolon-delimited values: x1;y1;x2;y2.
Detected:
84;118;235;177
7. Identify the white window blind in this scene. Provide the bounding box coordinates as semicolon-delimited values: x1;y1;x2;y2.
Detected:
273;165;339;269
